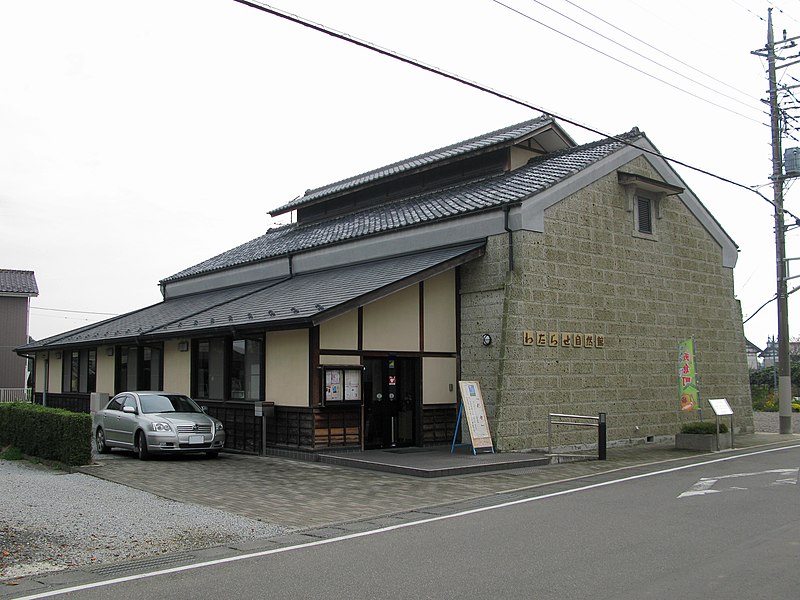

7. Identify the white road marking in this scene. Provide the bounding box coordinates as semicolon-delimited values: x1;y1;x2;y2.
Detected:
14;443;800;600
678;468;798;498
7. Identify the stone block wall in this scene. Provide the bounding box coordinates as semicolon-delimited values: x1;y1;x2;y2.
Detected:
460;157;753;451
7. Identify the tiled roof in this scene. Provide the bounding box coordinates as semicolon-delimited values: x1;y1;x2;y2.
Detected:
164;129;641;284
18;244;483;351
0;269;38;296
25;282;270;349
270;116;556;215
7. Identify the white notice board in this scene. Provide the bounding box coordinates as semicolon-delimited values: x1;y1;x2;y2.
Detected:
458;381;493;450
708;398;733;416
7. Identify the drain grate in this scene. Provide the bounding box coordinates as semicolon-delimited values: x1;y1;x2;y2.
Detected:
89;553;196;577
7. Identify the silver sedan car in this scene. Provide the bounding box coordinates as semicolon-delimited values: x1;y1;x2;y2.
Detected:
94;391;225;459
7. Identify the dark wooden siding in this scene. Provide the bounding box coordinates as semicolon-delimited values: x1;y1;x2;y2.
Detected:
34;392;90;413
422;404;459;445
32;395;457;452
202;400;262;454
314;405;361;448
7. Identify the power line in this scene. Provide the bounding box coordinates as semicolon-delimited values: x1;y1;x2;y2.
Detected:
232;1;799;221
31;306;117;316
490;0;766;125
764;0;800;26
525;0;764;116
743;283;800;324
729;0;766;22
560;0;763;104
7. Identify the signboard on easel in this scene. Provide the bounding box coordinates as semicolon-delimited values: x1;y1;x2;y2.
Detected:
452;381;494;454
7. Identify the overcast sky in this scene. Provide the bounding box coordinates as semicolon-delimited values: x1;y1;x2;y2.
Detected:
2;0;799;351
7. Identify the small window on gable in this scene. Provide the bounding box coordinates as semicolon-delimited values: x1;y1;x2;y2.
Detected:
618;171;684;241
636;196;653;234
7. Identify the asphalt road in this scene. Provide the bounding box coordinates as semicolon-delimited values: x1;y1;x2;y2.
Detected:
18;443;800;600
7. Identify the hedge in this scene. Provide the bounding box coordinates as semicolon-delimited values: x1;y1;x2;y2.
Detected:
0;403;92;466
680;420;729;435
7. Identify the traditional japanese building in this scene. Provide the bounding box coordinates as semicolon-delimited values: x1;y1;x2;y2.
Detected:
17;117;753;452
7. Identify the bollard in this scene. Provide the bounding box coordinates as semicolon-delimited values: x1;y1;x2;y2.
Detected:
598;412;607;460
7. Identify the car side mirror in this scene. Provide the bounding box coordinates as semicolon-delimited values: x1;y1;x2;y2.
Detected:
200;406;208;413
122;406;137;414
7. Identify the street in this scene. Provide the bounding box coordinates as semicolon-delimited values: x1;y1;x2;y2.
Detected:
14;443;800;600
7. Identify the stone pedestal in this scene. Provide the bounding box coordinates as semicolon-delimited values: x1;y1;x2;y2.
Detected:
675;432;731;451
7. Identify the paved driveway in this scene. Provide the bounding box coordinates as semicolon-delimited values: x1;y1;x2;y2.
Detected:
77;432;799;531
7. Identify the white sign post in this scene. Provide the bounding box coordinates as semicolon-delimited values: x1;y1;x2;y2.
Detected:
708;398;734;451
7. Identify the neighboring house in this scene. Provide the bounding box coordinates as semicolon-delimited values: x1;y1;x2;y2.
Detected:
1;269;38;393
745;339;763;371
759;338;800;369
17;117;753;452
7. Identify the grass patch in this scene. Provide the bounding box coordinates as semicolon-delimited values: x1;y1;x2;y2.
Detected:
0;445;24;460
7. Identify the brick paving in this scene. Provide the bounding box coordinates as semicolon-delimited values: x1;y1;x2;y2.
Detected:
75;431;800;531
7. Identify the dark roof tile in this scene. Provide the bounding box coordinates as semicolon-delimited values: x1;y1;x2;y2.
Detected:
0;270;38;296
271;116;556;214
19;244;482;351
163;129;641;284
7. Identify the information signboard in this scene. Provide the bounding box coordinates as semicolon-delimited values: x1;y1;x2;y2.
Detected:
324;367;362;403
708;398;733;416
457;381;493;451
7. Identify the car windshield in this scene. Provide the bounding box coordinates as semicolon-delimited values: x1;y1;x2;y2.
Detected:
139;394;202;414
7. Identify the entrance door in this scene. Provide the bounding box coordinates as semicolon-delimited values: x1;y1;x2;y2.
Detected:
363;357;419;449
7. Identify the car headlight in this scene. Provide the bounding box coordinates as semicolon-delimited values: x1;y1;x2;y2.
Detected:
150;422;172;432
215;421;224;431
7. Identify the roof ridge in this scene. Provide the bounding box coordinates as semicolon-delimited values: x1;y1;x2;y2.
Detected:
304;117;552;195
271;116;555;215
524;127;643;166
162;126;641;284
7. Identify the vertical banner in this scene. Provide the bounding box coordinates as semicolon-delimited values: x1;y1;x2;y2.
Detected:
678;338;698;411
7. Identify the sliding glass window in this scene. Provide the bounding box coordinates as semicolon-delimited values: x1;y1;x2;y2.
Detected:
193;337;263;401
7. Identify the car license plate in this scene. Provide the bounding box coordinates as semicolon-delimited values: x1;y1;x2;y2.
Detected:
189;435;204;444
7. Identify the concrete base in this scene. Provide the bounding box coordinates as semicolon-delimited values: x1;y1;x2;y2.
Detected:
317;446;550;477
675;432;731;451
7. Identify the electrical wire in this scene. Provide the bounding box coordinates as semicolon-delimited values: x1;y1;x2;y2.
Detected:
744;283;800;324
764;0;800;27
490;0;766;125
31;306;117;316
562;0;763;104
730;0;767;22
528;0;764;115
232;0;800;223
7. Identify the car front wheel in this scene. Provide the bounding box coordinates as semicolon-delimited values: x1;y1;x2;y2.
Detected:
135;431;149;461
95;428;109;454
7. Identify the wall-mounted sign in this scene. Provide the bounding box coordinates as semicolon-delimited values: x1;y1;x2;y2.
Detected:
522;330;605;348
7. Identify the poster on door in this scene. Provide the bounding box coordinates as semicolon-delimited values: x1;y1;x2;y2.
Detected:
457;381;493;450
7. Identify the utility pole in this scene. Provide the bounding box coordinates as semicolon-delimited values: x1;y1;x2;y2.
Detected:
752;8;794;434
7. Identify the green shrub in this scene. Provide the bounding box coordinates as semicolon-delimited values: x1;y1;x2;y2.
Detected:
0;403;91;466
681;420;729;435
0;446;24;460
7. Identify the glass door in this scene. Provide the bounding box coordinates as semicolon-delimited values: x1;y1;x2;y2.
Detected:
363;357;419;449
